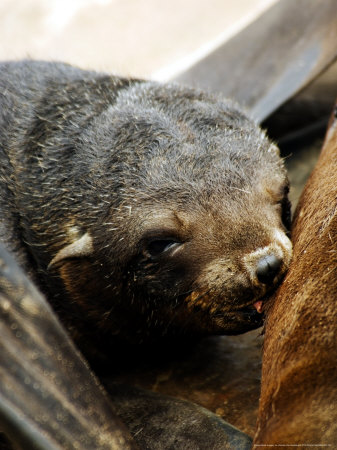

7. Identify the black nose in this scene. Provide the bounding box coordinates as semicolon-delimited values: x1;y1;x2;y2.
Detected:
256;254;282;285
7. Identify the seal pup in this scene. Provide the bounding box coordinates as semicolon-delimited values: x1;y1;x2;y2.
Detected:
0;60;292;360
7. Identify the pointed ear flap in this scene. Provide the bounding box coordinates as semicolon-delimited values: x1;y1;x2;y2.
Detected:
48;233;94;269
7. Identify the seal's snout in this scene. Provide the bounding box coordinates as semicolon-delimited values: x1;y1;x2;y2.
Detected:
256;254;282;285
243;230;292;291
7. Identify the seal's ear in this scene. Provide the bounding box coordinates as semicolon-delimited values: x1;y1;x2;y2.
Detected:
48;233;93;269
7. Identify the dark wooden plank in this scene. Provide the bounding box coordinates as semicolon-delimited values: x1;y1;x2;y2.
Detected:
175;0;337;122
0;245;136;450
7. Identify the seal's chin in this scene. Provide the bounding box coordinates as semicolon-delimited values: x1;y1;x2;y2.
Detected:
177;288;267;335
212;304;265;335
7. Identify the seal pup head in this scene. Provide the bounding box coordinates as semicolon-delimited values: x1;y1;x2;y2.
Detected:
48;82;292;342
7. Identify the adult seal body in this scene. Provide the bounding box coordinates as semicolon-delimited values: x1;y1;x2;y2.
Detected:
0;60;292;361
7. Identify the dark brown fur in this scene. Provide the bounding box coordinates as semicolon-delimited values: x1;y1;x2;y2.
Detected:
0;60;292;362
253;105;337;446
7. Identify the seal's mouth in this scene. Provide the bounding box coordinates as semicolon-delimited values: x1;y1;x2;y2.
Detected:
205;298;267;334
180;288;270;334
223;299;267;333
234;297;266;315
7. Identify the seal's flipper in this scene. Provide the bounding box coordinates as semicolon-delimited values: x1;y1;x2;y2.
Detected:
104;383;252;450
0;244;136;450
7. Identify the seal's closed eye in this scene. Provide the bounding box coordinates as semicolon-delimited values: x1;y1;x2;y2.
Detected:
272;183;291;233
146;239;181;258
280;194;291;233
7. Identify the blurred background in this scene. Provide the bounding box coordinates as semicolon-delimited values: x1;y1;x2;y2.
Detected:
0;0;276;80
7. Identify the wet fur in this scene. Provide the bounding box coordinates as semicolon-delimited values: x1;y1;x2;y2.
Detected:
254;106;337;446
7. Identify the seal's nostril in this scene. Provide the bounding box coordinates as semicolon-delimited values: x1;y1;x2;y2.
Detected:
256;254;282;285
